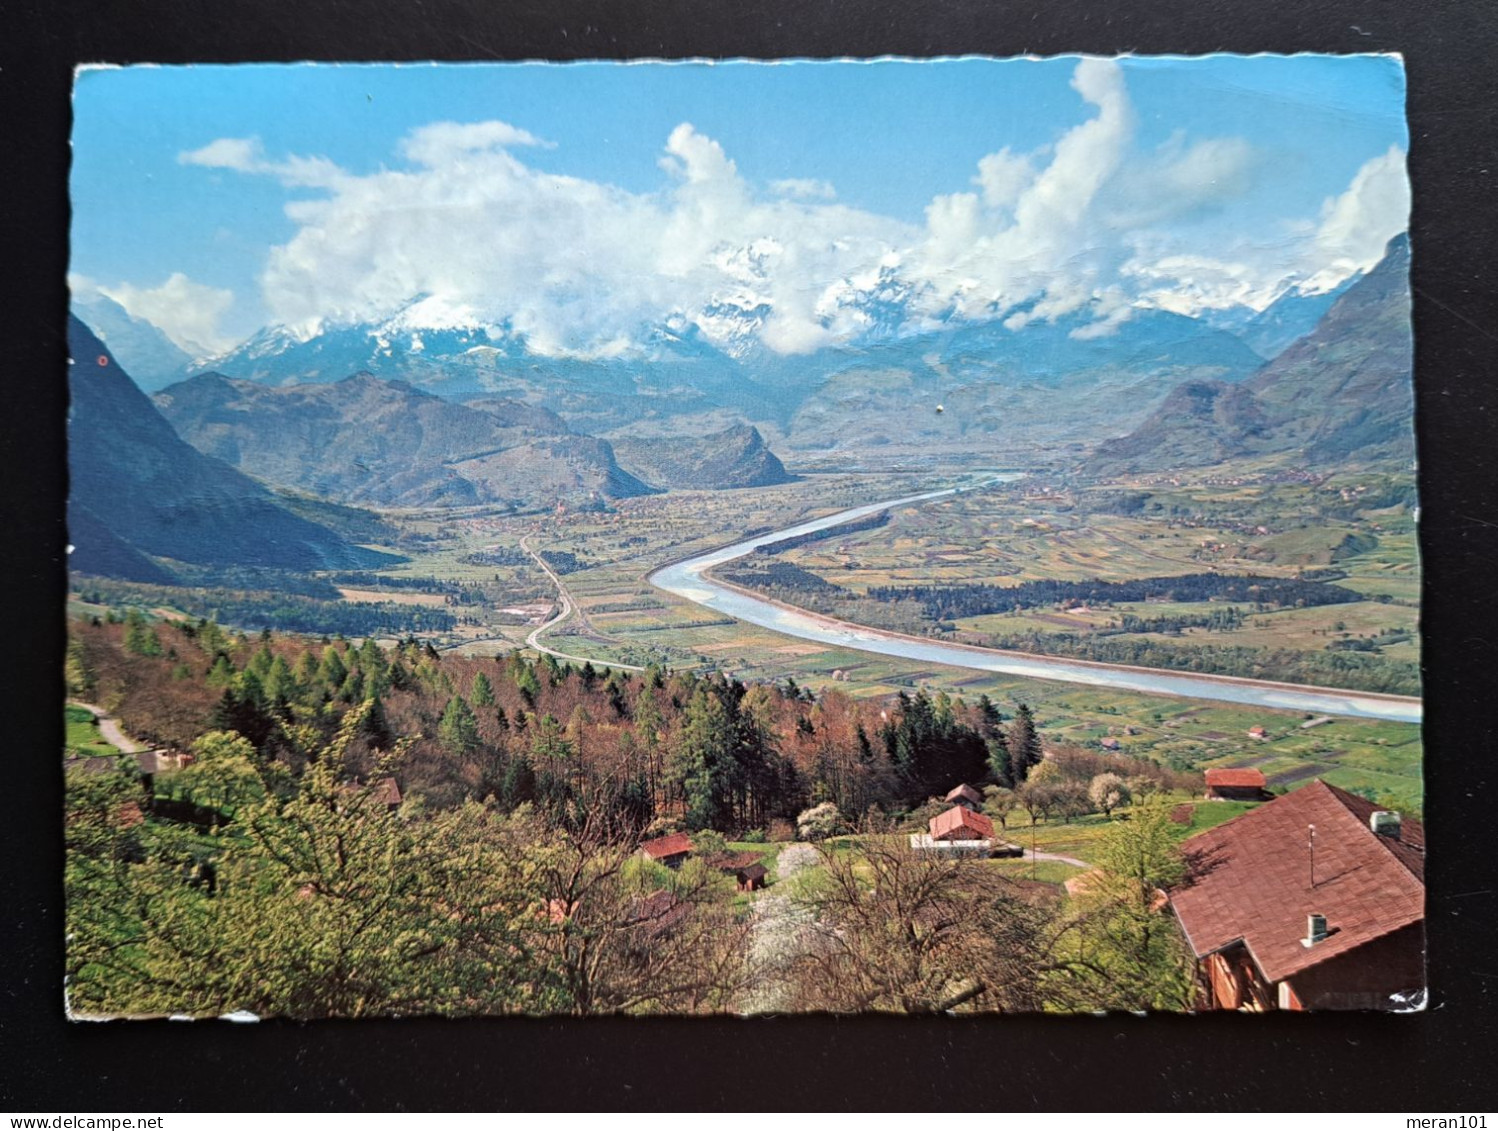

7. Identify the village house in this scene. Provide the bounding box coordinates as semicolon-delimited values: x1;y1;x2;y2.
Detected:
911;804;998;858
1168;780;1425;1011
370;776;403;812
930;805;995;842
64;747;191;793
625;889;690;937
944;783;984;812
1204;767;1271;801
639;831;694;869
1248;725;1269;740
336;775;403;813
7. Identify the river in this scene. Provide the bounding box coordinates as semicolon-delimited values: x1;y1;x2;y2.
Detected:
647;484;1423;724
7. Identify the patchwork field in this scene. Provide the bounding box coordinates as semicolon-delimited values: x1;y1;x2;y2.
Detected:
85;463;1420;808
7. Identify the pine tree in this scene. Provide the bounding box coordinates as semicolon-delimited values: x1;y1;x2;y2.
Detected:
318;646;347;692
292;650;319;689
438;695;480;759
500;752;536;809
206;654;237;689
987;732;1014;787
265;654;298;704
513;659;541;707
471;671;496;707
1008;702;1043;781
123;609;162;657
249;644;274;677
674;687;734;830
337;668;365;704
387;658;411;691
65;636;94;697
357;637;386;679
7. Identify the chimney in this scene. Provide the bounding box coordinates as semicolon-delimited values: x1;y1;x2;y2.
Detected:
1370;810;1402;839
1301;913;1329;948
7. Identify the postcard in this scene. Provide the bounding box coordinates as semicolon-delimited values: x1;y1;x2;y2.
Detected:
64;56;1419;1018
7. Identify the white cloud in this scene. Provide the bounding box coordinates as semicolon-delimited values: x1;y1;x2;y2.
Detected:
98;272;236;355
179;136;343;188
1118;146;1408;316
659;122;737;185
67;272;103;301
974;148;1035;211
771;178;836;201
398;120;552;166
1301;145;1410;292
909;56;1137;327
1107;133;1260;228
180;136;264;171
172;60;1405;355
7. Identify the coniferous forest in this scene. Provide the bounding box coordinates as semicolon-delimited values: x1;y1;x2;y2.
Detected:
65;613;1201;1018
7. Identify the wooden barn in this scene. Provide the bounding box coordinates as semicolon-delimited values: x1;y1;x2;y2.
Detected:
639;831;694;869
711;851;770;892
734;863;768;892
1204;767;1271;801
1169;780;1425;1011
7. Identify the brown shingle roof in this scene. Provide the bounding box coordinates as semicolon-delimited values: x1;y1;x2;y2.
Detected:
1169;780;1424;983
1205;767;1267;789
371;776;402;808
64;755;119;777
640;832;694;860
929;805;995;841
710;851;763;872
945;783;983;806
336;776;402;808
626;889;690;934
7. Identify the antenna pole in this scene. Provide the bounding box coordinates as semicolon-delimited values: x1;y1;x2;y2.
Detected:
1308;823;1316;888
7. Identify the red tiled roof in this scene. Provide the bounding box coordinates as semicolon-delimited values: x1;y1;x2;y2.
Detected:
1169;781;1424;983
1205;767;1267;789
929;805;995;841
640;832;694;860
945;783;983;805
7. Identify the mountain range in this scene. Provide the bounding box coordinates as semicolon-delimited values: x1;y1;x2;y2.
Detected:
153;372;653;509
1084;234;1413;476
67;315;391;580
172;291;1279;459
69;292;195;392
68;232;1414;584
610;423;793;491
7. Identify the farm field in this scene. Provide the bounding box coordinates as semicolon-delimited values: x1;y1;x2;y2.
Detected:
65;704;117;757
79;466;1422;808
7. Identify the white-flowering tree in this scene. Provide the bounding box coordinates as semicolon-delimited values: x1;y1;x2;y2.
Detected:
795;801;844;842
1088;772;1130;818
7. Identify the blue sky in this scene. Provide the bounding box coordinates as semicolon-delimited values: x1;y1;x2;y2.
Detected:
70;56;1409;357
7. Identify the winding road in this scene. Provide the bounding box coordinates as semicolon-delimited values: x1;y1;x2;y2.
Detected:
67;700;145;753
647;486;1423;724
521;536;644;672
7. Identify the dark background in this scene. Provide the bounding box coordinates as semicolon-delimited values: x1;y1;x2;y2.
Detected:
3;0;1495;1112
